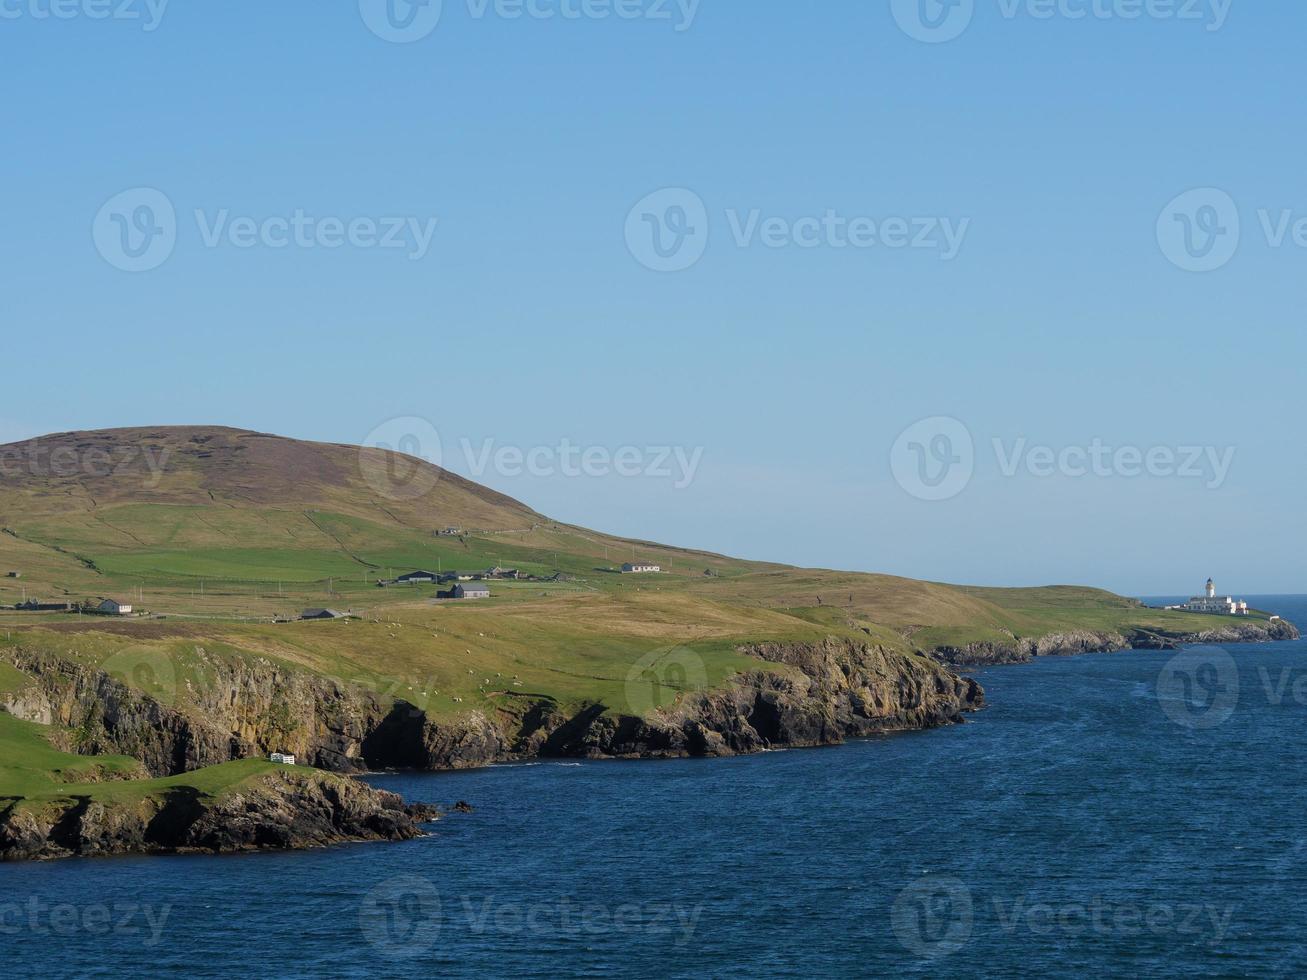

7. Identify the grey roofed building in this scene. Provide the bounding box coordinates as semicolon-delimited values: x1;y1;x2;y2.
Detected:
301;608;348;620
396;570;440;583
454;583;490;599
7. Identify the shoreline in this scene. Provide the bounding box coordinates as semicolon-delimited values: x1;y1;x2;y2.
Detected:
1;616;1298;862
929;617;1299;668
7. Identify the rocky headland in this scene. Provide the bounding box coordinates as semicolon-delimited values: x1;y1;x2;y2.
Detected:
0;768;438;862
931;617;1300;667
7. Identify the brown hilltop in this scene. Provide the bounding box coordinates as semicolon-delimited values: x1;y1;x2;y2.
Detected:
0;425;539;531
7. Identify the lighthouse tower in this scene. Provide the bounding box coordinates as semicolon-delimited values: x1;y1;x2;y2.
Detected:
1206;578;1216;599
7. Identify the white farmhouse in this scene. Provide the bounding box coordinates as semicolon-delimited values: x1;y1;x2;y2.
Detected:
1174;579;1249;616
621;562;662;574
270;752;297;765
98;599;133;616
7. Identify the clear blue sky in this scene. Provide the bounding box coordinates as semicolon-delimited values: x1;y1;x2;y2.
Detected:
1;1;1301;594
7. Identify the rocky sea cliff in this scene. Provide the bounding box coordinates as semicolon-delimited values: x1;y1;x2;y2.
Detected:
0;638;979;859
931;618;1300;667
2;638;983;775
0;769;437;862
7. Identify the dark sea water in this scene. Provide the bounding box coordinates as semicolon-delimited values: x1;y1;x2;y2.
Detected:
4;597;1307;979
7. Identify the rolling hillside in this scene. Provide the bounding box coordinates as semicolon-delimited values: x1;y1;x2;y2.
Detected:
0;425;1282;660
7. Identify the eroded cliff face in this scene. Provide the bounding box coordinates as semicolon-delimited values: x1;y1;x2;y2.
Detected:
1130;618;1301;649
535;639;984;759
2;646;392;776
2;637;983;776
360;639;984;765
0;770;436;862
932;619;1301;667
5;618;1296;779
934;629;1133;667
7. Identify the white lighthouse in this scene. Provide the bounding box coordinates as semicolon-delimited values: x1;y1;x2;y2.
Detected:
1175;578;1249;616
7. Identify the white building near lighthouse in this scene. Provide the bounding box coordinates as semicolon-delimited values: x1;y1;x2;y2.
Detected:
1173;579;1249;616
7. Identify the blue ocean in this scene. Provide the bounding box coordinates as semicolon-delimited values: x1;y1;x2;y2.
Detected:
5;597;1306;978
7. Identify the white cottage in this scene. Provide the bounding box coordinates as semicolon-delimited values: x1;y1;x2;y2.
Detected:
621;562;662;574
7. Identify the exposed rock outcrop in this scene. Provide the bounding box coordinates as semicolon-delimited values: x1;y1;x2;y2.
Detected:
1127;618;1300;649
932;618;1301;667
0;769;437;862
330;639;984;765
3;637;982;775
528;639;983;759
933;629;1133;666
2;646;393;776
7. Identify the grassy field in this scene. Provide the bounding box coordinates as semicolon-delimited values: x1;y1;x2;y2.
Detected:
0;590;829;721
